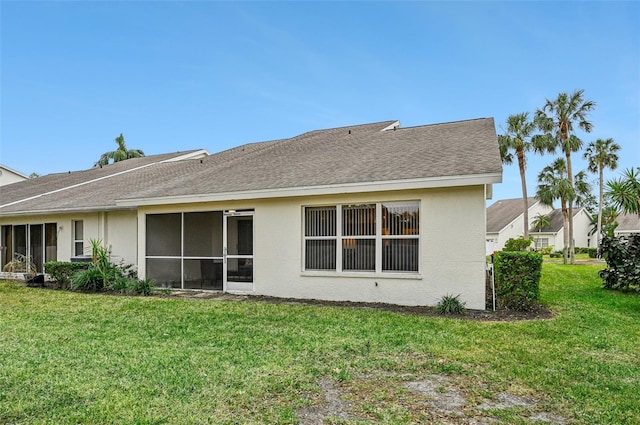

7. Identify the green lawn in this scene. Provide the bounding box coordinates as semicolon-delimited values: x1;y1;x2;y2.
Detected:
1;264;638;424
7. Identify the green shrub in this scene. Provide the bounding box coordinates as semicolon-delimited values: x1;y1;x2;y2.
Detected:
549;250;563;258
109;276;131;293
587;247;598;258
44;261;92;289
539;246;554;256
503;237;533;252
131;278;154;296
70;267;106;292
599;234;640;292
436;294;466;315
494;251;543;311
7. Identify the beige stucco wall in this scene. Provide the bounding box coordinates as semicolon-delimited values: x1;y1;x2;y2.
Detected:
0;210;137;266
137;185;489;309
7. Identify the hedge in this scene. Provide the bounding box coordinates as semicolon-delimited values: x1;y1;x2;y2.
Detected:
44;261;92;289
493;251;543;311
598;234;640;292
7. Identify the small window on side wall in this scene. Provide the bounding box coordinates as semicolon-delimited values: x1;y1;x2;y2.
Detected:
73;220;84;256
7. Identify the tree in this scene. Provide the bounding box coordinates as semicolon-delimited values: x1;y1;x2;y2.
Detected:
535;89;595;263
536;158;592;264
531;213;551;250
606;167;640;215
498;113;540;239
588;206;618;238
584;138;620;248
95;133;145;166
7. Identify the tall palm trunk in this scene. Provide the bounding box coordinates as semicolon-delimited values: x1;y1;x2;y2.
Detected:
566;150;575;263
597;165;604;249
517;149;529;239
561;200;570;265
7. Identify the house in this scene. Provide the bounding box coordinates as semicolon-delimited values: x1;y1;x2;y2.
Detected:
528;208;593;250
0;164;28;186
0;118;502;309
614;213;640;236
486;197;553;252
486;197;592;251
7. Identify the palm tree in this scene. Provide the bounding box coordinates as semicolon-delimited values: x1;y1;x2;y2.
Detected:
588;206;618;238
96;133;145;166
498;113;540;239
606;167;640;215
584;138;620;248
531;213;551;250
535;89;595;263
536;159;591;264
537;159;572;264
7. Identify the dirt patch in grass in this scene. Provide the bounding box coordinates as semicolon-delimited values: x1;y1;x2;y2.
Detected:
296;373;569;424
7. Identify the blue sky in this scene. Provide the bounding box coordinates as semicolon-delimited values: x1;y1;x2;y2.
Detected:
1;1;638;205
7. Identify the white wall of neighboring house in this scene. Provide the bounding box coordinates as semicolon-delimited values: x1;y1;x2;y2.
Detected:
492;202;553;251
0;166;28;186
533;208;593;252
572;209;593;248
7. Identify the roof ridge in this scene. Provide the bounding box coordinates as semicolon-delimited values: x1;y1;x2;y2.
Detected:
396;117;492;131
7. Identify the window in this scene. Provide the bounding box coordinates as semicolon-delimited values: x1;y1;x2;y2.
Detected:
73;220;84;256
534;237;549;249
304;201;420;273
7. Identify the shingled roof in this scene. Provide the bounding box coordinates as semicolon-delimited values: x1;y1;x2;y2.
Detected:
486;197;539;233
616;213;640;233
0;118;501;214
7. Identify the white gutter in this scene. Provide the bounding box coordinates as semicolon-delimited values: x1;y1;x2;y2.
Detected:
117;172;503;207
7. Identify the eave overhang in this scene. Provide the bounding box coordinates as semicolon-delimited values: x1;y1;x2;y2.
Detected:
116;173;503;207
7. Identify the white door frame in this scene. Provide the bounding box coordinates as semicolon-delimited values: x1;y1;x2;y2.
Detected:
223;210;254;293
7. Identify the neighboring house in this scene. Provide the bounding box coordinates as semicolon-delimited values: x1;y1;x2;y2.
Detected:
614;213;640;236
528;208;593;250
0;118;502;309
0;164;28;186
486;198;553;252
486;197;592;251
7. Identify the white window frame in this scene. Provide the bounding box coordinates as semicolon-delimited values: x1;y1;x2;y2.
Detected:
73;220;84;256
303;201;420;275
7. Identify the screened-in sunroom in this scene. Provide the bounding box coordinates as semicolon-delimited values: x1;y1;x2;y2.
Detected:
1;223;57;273
145;210;254;292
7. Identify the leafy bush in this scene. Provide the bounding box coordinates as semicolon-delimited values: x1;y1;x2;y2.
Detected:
494;251;543;311
131;278;154;296
549;250;563;258
44;261;92;289
598;234;640;292
70;267;106;292
539;246;554;256
574;247;597;256
109;276;154;296
436;294;466;315
503;237;533;252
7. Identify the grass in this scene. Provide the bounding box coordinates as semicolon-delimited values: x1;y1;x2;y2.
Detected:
1;263;638;424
